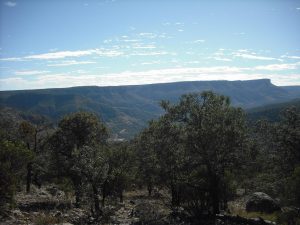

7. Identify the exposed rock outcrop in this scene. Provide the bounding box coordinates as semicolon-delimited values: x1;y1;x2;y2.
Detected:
246;192;280;213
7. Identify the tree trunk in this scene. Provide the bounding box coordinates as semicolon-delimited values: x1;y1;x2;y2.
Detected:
210;175;220;215
171;184;180;206
147;183;153;196
75;188;81;208
26;162;32;193
92;184;101;217
73;179;82;208
102;181;107;207
119;190;123;202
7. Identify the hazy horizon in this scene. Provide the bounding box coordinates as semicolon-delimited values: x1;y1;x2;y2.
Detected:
1;0;300;90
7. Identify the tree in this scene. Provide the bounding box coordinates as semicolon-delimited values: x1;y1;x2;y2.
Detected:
0;140;33;213
136;124;161;196
103;142;137;204
138;118;188;205
140;91;249;215
274;107;300;173
49;111;108;214
18;121;49;192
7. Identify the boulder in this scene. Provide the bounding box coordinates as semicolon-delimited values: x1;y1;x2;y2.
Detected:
246;192;280;213
132;201;170;225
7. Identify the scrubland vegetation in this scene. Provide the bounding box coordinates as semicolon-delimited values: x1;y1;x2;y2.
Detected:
1;91;299;225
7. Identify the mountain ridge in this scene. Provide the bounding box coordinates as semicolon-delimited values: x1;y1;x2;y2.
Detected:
1;79;299;139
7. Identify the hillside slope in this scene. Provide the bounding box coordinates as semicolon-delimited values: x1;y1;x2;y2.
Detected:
1;79;299;139
247;98;300;122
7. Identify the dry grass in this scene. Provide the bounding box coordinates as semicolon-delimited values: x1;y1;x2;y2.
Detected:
33;214;62;225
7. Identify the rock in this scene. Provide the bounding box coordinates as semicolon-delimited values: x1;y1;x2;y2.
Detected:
53;211;62;217
16;185;70;212
54;223;74;225
236;188;246;196
64;208;89;224
246;192;280;213
11;209;24;218
132;201;169;225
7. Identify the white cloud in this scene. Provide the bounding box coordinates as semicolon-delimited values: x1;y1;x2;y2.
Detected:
47;60;96;67
185;61;201;64
4;1;17;7
281;55;300;60
140;61;161;65
17;48;123;60
25;50;94;60
130;51;171;56
14;70;49;76
233;52;279;61
254;63;299;71
0;57;24;62
234;32;246;35
193;39;206;43
122;39;140;43
2;65;300;90
138;33;157;39
131;44;156;49
212;57;232;62
94;49;123;57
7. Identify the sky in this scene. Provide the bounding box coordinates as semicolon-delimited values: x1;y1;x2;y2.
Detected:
0;0;300;90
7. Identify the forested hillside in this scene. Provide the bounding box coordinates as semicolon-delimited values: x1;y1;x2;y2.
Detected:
1;79;299;139
1;91;299;225
247;98;300;122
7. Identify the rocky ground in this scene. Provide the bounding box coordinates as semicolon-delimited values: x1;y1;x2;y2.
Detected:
1;186;295;225
0;185;187;225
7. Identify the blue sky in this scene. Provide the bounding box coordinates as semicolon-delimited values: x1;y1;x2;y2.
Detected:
0;0;300;90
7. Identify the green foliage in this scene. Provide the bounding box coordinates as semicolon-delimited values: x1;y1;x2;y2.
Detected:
0;140;33;210
285;166;300;206
2;79;299;139
49;111;109;214
103;142;137;201
136;91;249;215
277;209;300;225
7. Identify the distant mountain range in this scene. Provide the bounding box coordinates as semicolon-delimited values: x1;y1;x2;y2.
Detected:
1;79;299;139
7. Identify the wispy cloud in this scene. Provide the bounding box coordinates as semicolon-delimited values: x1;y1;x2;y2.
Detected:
15;70;49;76
193;39;206;43
2;64;299;90
138;33;157;39
211;57;232;62
281;55;300;60
130;51;172;56
2;48;123;61
131;44;156;49
47;60;96;67
253;62;300;71
233;52;280;61
0;57;24;62
122;39;140;43
25;50;94;60
4;1;17;7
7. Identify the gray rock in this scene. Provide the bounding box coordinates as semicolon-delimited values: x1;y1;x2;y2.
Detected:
132;201;169;225
246;192;280;213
